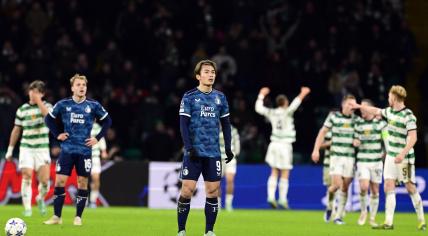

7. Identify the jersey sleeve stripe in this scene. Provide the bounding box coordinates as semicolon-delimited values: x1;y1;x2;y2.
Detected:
100;113;109;120
220;113;230;118
48;112;56;118
179;113;191;117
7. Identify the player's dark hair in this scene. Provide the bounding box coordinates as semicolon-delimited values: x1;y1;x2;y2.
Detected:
28;80;46;94
194;60;217;77
276;94;288;107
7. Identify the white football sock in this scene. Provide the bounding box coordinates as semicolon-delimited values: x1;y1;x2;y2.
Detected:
360;192;368;213
410;192;425;223
369;194;379;220
335;191;347;219
225;194;233;209
267;175;277;202
279;178;289;203
385;191;396;225
90;190;99;204
21;179;32;211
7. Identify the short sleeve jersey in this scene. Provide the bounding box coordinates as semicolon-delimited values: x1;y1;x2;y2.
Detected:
381;107;417;164
49;98;108;156
179;88;229;158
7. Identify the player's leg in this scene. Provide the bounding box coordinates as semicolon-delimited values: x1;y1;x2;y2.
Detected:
225;170;236;211
334;177;352;224
267;168;278;208
358;179;369;225
73;154;92;225
202;157;222;235
357;163;370;225
18;149;35;216
279;169;290;209
89;156;101;208
44;174;68;224
21;168;33;217
35;164;50;215
381;156;398;229
369;181;380;227
265;142;278;208
368;163;382;227
404;164;426;230
34;151;51;216
278;143;292;209
177;154;201;235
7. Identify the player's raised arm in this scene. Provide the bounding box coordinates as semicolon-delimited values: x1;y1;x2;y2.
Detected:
288;86;311;114
255;87;271;116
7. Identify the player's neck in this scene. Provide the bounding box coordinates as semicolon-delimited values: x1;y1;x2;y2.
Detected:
391;102;405;111
72;95;86;103
197;84;213;93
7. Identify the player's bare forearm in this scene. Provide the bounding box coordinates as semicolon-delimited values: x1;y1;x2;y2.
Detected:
313;127;328;152
36;100;49;117
297;86;311;101
8;126;22;147
401;130;417;156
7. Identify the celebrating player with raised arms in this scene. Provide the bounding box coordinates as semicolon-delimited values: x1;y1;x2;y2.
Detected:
255;86;310;209
44;74;112;226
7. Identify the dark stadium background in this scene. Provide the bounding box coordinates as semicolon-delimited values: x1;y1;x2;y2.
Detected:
0;0;427;167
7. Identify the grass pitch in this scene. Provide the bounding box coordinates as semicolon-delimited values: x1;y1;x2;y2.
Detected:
0;205;425;235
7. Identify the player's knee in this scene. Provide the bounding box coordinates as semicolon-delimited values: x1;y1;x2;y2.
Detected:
55;178;66;187
77;177;89;189
205;186;219;197
180;186;195;198
22;172;32;180
405;183;416;194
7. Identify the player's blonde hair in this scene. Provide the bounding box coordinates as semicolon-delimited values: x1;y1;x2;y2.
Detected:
389;85;407;102
70;74;88;86
342;94;356;103
194;60;217;77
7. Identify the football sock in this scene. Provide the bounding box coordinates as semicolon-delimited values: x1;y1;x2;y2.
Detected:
360;192;367;213
369;194;379;220
177;196;191;232
205;197;218;233
385;191;396;225
90;190;99;205
279;178;289;204
76;189;88;217
410;192;425;223
21;179;32;211
53;187;65;217
267;175;277;202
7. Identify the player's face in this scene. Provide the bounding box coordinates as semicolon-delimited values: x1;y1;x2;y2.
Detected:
361;101;373;120
388;92;396;107
28;88;43;104
196;65;216;87
71;79;87;98
341;98;355;115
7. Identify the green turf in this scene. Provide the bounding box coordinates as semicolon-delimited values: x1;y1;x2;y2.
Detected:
0;205;426;235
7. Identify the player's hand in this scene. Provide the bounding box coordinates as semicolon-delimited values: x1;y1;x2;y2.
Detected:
85;137;98;147
395;153;405;164
311;150;320;163
57;133;69;141
301;86;311;95
353;139;361;147
349;100;360;110
259;87;270;97
225;149;234;163
5;146;13;161
188;148;198;162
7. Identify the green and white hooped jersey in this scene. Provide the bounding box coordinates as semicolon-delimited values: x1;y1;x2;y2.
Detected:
323;112;357;159
91;123;107;158
15;102;52;150
219;125;240;159
322;131;332;167
381;107;417;164
255;97;302;143
354;117;387;163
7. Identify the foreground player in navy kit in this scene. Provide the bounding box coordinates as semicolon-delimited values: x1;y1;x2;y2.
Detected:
43;74;112;226
177;60;234;236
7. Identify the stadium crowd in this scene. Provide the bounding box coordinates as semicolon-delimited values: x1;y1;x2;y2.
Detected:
0;0;425;165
